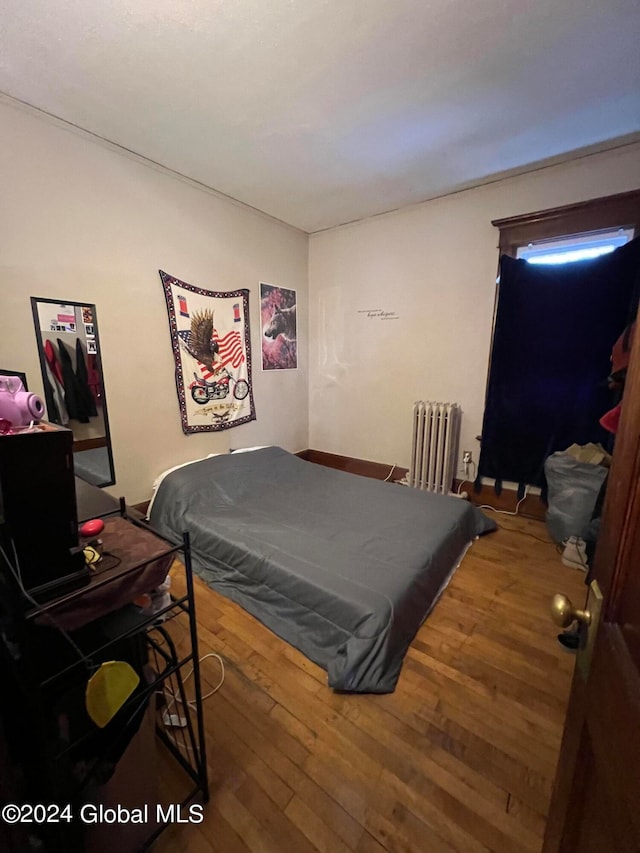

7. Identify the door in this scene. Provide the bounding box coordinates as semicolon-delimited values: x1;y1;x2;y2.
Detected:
543;313;640;852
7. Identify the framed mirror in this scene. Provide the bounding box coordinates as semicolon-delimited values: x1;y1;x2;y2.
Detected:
30;297;115;487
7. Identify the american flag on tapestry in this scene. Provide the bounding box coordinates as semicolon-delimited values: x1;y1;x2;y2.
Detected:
159;270;256;434
206;329;245;372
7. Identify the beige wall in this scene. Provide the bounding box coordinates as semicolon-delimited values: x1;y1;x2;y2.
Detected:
0;99;308;504
308;143;640;476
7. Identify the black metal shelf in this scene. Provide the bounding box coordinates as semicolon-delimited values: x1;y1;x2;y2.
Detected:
0;499;209;853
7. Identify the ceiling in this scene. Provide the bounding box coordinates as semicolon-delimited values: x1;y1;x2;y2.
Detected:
1;0;639;233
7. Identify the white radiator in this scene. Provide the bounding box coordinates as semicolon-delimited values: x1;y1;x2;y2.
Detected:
409;401;461;493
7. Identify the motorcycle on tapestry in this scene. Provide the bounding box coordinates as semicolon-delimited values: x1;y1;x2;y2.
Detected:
189;369;249;404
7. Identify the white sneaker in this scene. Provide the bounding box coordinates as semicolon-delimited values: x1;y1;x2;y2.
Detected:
562;536;588;571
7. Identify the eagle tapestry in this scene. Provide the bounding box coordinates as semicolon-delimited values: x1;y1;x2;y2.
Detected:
159;270;256;434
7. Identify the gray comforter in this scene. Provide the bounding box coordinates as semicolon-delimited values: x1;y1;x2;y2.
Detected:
150;447;495;693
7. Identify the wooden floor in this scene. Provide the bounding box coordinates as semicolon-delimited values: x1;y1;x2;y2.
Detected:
153;514;586;853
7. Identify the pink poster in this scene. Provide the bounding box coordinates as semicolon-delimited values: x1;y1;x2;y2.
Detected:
260;283;297;371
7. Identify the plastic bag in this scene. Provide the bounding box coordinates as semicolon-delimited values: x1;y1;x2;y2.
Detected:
544;452;608;544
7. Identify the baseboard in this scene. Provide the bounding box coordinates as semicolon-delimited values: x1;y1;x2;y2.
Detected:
298;449;547;521
454;479;547;521
73;437;108;452
297;449;408;483
132;500;150;517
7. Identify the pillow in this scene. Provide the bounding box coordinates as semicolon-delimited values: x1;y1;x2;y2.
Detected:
146;453;224;518
231;446;272;454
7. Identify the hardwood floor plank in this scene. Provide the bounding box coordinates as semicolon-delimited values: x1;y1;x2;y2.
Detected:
355;830;395;852
211;693;307;796
284;794;354;853
155;822;216;853
338;697;514;814
220;669;311;767
435;686;562;763
334;693;544;850
199;807;252;853
209;787;281;853
206;705;295;810
305;747;380;825
420;714;554;816
369;771;492;853
269;701;318;752
402;647;566;742
233;775;320;853
364;800;460;853
291;773;365;850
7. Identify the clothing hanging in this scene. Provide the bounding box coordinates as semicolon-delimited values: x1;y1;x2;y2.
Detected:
57;338;93;423
75;338;97;418
86;353;102;406
42;372;61;425
43;339;69;425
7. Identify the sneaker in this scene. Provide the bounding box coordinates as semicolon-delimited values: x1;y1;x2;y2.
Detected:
561;536;588;570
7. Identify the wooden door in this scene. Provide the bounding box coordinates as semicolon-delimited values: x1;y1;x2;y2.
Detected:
543;314;640;852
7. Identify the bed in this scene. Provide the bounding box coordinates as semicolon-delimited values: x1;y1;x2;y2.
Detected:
149;446;495;693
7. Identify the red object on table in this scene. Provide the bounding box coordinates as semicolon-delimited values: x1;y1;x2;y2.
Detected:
80;518;105;538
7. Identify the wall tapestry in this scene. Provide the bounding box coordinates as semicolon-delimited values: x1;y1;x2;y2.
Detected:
260;282;297;370
159;270;256;434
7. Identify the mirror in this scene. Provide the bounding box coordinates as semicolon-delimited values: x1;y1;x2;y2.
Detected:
30;297;115;487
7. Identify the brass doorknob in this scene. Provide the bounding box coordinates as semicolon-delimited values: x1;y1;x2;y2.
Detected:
551;594;592;628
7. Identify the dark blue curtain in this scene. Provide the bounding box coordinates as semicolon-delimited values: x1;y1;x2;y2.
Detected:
477;237;640;495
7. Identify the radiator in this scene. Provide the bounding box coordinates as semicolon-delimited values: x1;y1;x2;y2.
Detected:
409;401;461;493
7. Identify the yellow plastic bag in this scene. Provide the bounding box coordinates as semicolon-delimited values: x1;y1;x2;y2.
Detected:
85;661;140;728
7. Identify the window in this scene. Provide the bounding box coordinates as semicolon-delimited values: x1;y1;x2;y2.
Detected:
517;227;634;266
493;189;640;259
